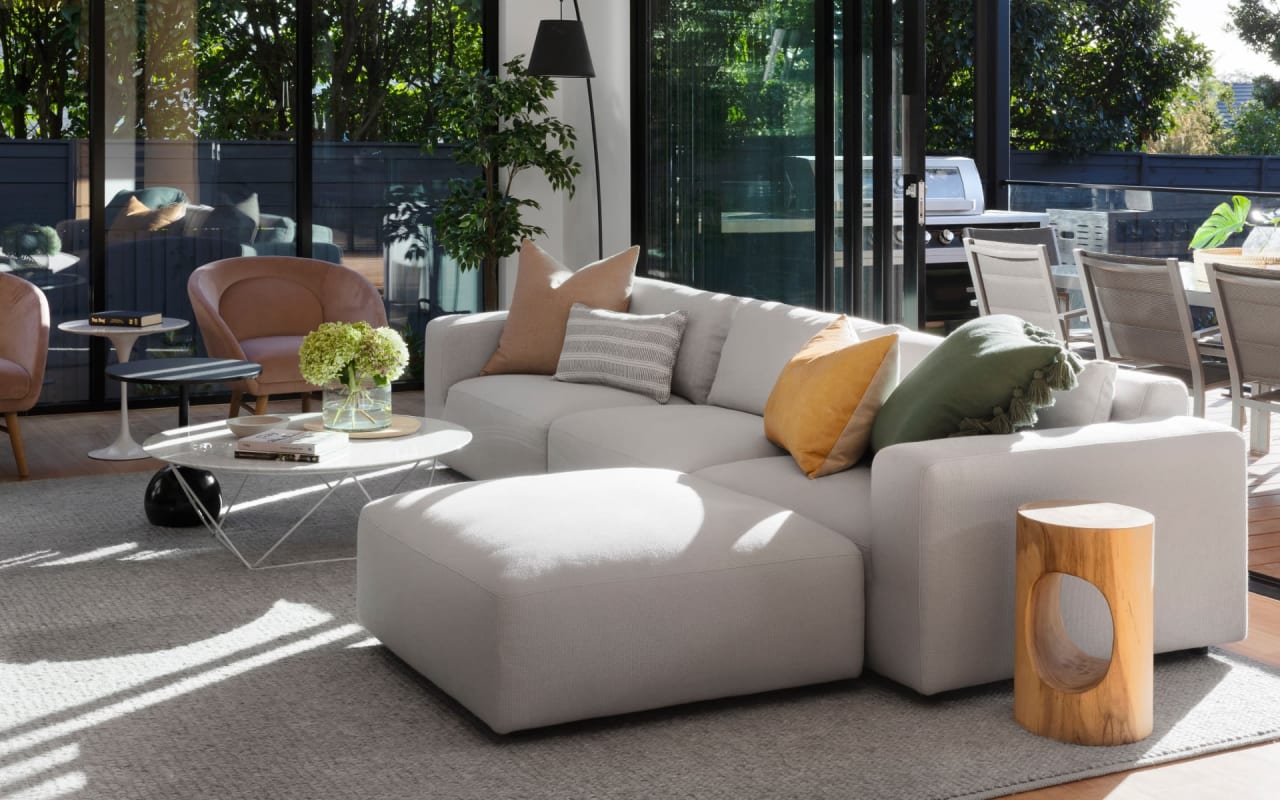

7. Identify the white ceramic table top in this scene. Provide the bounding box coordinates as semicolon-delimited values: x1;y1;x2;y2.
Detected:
58;317;189;337
142;414;471;476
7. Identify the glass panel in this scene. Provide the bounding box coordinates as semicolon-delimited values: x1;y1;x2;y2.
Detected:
1007;183;1243;330
0;1;90;404
312;0;484;385
94;0;297;408
644;0;818;306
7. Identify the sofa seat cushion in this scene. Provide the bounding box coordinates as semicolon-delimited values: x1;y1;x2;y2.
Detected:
694;457;874;551
356;467;864;733
548;404;782;473
0;357;30;401
443;374;677;479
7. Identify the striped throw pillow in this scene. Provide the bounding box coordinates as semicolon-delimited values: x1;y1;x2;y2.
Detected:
554;303;690;402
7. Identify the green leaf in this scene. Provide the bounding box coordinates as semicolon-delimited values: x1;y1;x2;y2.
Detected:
1190;195;1251;250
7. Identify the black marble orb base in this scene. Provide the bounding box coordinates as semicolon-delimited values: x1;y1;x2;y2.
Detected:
144;467;223;528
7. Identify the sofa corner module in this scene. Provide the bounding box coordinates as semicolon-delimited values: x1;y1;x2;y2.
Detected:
865;417;1249;695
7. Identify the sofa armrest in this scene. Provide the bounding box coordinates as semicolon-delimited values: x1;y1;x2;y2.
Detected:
1110;369;1192;419
423;311;508;418
868;417;1247;695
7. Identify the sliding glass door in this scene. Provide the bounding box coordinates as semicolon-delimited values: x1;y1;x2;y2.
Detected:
9;0;491;411
636;0;926;324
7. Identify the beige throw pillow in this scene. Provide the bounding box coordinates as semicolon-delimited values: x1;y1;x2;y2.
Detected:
110;195;187;233
481;240;640;376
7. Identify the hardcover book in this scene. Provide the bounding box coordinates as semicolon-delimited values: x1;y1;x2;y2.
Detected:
233;450;321;463
89;309;163;327
233;428;348;456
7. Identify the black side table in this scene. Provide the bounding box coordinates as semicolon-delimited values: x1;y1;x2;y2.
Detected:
107;357;262;527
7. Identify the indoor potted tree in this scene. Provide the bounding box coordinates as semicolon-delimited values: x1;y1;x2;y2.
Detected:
423;56;581;310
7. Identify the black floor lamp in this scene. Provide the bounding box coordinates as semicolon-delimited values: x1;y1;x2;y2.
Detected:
528;0;602;261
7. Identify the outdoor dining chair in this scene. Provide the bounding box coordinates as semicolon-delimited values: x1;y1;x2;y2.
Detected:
962;237;1088;343
963;225;1063;264
1076;249;1228;417
1205;261;1280;453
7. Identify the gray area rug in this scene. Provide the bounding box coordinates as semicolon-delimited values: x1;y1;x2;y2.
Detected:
2;470;1279;799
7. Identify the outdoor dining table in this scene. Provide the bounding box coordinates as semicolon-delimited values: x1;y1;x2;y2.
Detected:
1049;260;1214;307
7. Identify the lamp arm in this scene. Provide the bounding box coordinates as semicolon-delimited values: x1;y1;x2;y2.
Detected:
573;0;604;261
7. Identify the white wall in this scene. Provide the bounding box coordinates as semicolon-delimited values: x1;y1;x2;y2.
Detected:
499;1;631;306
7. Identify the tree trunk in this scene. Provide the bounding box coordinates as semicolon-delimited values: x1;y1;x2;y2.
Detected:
482;256;500;311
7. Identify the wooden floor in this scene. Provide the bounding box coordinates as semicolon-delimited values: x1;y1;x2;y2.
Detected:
1;389;1279;796
1203;391;1280;582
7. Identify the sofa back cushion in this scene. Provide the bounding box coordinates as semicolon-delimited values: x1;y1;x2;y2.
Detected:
848;323;941;375
706;299;839;415
629;277;741;403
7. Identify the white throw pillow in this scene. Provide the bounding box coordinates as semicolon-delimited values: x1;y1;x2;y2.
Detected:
1035;360;1118;429
554;303;689;403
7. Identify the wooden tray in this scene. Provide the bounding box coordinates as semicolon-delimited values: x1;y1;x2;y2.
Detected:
302;414;421;439
1193;247;1280;268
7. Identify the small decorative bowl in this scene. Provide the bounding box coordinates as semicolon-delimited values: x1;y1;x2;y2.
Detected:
226;414;288;438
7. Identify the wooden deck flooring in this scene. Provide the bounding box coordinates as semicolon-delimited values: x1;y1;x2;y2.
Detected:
1202;390;1280;582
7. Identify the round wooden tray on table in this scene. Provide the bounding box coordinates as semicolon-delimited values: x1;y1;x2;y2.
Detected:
302;414;423;439
1192;247;1280;269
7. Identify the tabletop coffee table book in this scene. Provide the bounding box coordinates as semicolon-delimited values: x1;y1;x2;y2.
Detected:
234;428;348;463
88;309;163;327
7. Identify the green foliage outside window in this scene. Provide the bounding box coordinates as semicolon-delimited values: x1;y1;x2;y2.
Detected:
0;0;485;144
926;0;1210;155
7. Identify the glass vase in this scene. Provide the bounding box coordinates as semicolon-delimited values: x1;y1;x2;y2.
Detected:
322;377;392;432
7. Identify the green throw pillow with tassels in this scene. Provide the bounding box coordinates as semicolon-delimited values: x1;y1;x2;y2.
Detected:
869;314;1083;453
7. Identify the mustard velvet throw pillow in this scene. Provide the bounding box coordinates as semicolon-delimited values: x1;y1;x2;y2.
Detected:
869;314;1083;453
764;318;900;478
481;240;640;376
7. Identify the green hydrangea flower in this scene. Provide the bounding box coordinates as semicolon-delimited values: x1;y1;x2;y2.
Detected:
355;326;410;385
298;321;408;387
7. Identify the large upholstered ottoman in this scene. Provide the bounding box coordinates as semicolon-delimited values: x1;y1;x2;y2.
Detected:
356;467;864;733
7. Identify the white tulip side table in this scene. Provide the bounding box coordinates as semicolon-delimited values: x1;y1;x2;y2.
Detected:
57;317;189;460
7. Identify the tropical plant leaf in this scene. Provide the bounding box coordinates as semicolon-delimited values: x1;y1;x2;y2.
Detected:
1190;195;1251;250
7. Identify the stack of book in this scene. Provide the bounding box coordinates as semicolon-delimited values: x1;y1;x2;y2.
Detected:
233;429;348;463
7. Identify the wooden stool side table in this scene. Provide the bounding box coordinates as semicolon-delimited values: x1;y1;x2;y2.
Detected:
1014;500;1154;746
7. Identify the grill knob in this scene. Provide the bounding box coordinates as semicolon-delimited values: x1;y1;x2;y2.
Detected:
938;228;956;244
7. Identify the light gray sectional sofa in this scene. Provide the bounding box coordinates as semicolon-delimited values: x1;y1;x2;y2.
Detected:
358;275;1249;732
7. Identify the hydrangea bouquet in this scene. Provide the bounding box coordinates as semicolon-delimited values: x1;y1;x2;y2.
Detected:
299;322;409;431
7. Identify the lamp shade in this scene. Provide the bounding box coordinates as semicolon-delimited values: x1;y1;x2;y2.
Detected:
527;19;596;78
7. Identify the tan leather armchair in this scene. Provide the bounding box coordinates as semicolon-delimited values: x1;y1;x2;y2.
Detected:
0;271;51;478
188;256;388;417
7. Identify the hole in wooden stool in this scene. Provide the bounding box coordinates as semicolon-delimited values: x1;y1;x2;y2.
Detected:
1029;572;1115;693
